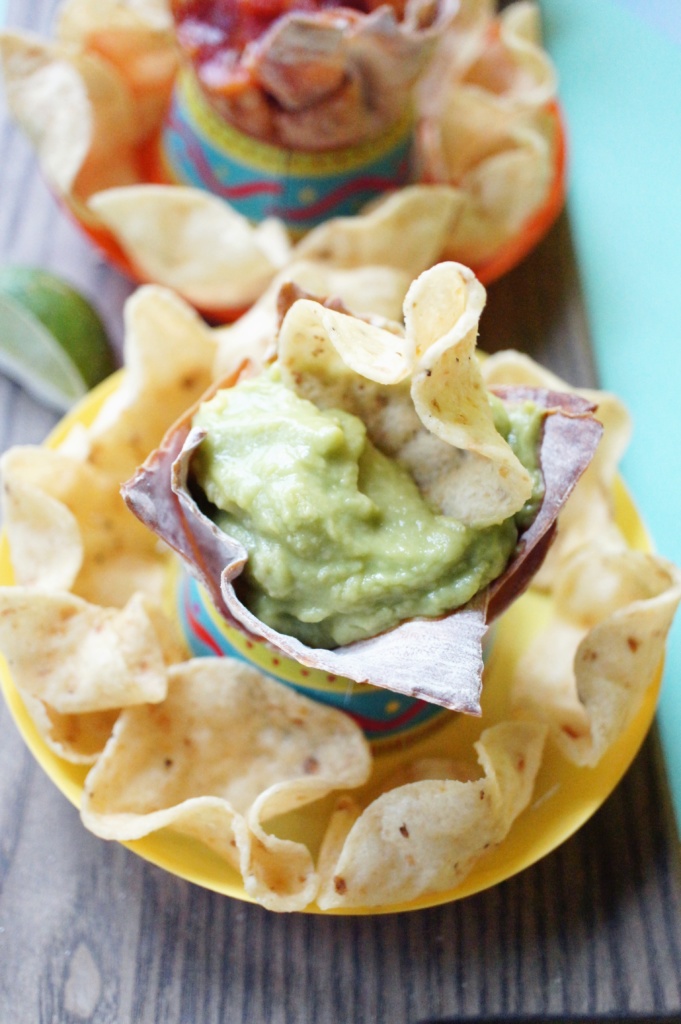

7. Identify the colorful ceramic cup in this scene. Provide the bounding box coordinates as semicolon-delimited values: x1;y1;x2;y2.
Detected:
160;69;417;234
176;570;451;748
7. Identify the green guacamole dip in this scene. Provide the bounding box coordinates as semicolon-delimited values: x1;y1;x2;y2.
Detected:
192;372;544;649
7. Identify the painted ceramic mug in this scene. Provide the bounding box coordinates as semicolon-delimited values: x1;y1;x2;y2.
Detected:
160;69;417;235
176;569;452;748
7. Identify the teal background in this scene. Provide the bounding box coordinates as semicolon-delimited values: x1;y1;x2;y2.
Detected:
540;0;681;831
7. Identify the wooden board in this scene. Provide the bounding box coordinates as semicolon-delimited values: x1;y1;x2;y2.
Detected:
1;2;681;1021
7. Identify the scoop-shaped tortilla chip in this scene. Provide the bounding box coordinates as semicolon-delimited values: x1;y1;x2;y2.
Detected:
511;544;681;766
277;263;532;526
0;588;168;713
316;719;547;909
294;186;465;276
211;259;412;382
81;657;371;911
1;445;166;607
407;262;535;524
80;285;218;485
88;186;291;312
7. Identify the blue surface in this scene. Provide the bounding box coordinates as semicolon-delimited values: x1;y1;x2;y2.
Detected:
540;0;681;831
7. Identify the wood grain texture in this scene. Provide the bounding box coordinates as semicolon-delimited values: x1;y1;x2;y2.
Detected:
1;2;681;1022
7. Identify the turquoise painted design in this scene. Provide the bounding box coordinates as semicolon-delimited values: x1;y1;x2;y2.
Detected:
161;70;416;233
176;571;450;746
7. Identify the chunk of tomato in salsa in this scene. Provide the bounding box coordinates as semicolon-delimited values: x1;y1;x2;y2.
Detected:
172;0;407;62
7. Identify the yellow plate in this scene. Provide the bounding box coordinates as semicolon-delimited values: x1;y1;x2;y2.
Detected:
0;373;661;914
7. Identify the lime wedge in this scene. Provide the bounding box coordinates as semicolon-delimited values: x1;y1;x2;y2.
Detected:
0;267;116;412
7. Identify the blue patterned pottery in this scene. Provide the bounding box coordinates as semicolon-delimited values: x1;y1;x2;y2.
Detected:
161;69;417;234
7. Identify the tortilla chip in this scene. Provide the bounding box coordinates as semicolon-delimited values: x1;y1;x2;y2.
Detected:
1;445;165;607
0;588;168;713
417;0;558;264
511;545;681;766
81;657;372;911
407;263;535;524
316;720;547;909
276;263;539;527
444;127;553;265
20;696;119;765
433;48;554;181
80;285;217;485
481;351;631;485
211;259;412;382
88;186;291;312
1;449;83;592
56;0;177;141
294;186;465;276
0;31;140;198
280;296;411;386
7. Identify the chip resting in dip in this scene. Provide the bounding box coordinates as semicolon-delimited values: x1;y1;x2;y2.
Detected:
122;262;603;714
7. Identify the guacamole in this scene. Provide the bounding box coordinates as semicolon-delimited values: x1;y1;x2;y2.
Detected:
191;372;544;649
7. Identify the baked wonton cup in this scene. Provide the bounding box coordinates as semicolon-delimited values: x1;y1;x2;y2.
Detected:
123;262;603;714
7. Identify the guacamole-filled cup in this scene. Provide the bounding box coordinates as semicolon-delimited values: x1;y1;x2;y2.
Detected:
176;567;451;748
123;264;603;734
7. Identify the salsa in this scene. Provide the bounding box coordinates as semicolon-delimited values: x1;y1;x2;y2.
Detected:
169;0;435;150
173;0;406;85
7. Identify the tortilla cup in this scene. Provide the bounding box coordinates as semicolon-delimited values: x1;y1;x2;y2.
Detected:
123;377;602;715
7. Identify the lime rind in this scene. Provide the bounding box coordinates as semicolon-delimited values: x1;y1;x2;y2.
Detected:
0;293;89;412
0;267;116;392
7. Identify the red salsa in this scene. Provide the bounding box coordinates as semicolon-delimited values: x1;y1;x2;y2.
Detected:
173;0;406;90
